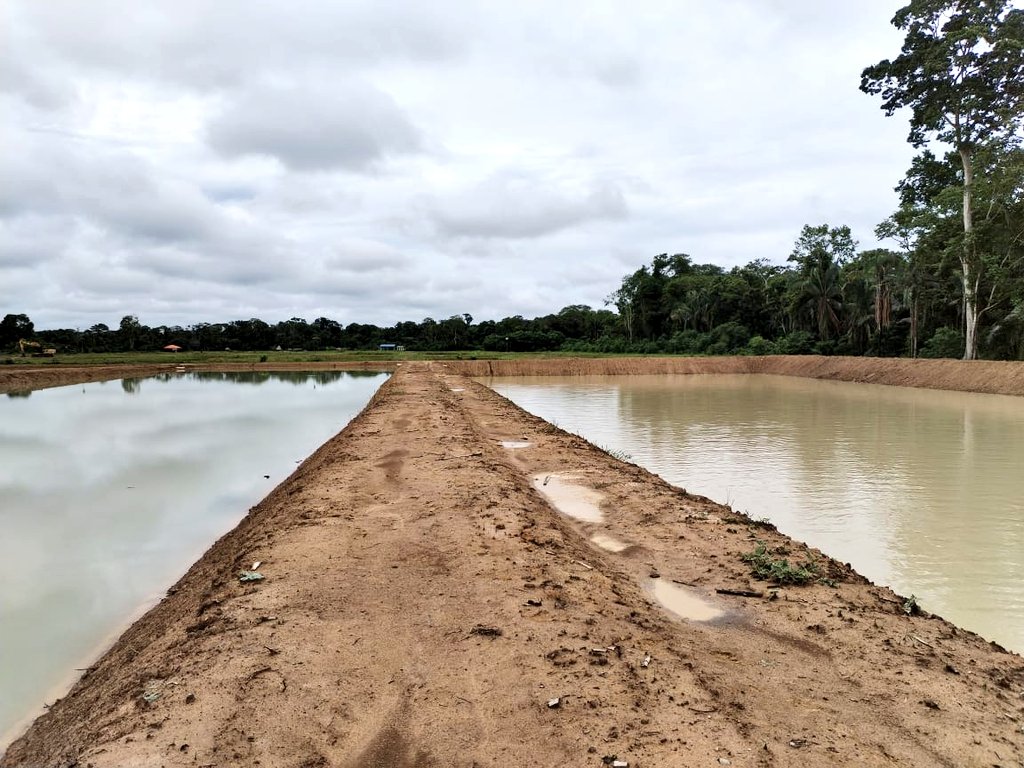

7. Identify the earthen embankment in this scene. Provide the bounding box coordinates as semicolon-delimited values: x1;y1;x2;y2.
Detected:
448;355;1024;396
3;363;1022;767
5;355;1024;397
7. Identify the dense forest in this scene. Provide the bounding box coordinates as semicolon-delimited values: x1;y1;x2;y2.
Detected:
4;1;1023;360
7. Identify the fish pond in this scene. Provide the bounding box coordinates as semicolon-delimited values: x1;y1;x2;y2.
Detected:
0;370;387;745
488;373;1024;653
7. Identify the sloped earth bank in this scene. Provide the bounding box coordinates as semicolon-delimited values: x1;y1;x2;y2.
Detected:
447;355;1024;396
3;363;1024;767
4;354;1024;397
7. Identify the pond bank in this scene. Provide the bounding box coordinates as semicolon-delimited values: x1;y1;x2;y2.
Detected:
4;354;1024;397
447;354;1024;396
3;363;1022;766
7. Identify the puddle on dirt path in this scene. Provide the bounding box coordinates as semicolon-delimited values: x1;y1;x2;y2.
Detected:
591;533;629;552
531;473;604;523
500;441;532;449
449;387;465;392
649;579;725;623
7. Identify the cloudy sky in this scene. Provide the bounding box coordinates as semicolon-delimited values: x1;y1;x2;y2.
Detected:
1;0;915;330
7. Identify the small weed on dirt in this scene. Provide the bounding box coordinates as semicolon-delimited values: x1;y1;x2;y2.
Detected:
598;444;633;463
747;515;777;531
742;541;819;585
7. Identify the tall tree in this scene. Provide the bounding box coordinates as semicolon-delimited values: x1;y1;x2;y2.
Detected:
880;144;1024;356
787;225;857;341
799;254;845;341
861;0;1024;358
0;314;34;348
118;315;142;351
789;224;857;272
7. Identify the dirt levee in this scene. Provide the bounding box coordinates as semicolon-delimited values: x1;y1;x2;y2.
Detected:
0;364;176;394
450;355;1024;396
3;363;1022;767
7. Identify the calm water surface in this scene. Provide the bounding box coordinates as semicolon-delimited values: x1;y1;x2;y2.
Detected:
488;374;1024;652
0;371;386;745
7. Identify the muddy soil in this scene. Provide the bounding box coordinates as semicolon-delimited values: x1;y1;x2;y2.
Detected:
2;363;1023;767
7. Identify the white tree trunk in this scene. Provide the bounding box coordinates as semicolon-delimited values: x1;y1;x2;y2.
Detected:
910;294;918;358
960;147;979;360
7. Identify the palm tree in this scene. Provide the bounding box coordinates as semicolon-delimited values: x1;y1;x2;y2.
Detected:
799;251;844;340
669;302;694;332
843;276;874;353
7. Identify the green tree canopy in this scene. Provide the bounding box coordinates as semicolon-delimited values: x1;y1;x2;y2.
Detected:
861;0;1024;358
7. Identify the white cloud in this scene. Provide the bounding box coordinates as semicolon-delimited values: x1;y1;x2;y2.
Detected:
430;171;628;239
0;0;913;330
207;81;424;172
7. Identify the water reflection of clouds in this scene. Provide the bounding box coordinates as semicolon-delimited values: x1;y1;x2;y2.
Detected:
0;371;387;742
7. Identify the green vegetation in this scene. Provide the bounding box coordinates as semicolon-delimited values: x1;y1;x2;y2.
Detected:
0;312;628;360
597;444;634;463
0;348;614;367
902;595;922;616
742;542;819;586
861;0;1024;359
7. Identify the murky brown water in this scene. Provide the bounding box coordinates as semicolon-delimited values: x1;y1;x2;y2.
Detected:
489;374;1024;653
591;533;630;553
648;579;725;623
530;473;604;523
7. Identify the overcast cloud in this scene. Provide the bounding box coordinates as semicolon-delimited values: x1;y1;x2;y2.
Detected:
1;0;913;329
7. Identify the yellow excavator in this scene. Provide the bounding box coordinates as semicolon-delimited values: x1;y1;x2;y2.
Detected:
17;339;56;357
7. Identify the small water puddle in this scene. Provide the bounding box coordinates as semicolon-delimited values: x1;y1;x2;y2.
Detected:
500;441;532;449
649;579;725;623
531;473;604;523
591;533;629;552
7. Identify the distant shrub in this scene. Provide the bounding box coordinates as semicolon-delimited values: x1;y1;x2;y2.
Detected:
666;329;705;354
482;330;565;352
832;336;859;356
775;331;815;355
743;335;775;356
813;339;838;356
871;324;908;357
704;321;751;355
562;336;631;354
634;339;664;354
920;327;964;359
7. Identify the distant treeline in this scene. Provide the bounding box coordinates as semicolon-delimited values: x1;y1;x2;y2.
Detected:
2;220;1022;360
0;307;613;356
